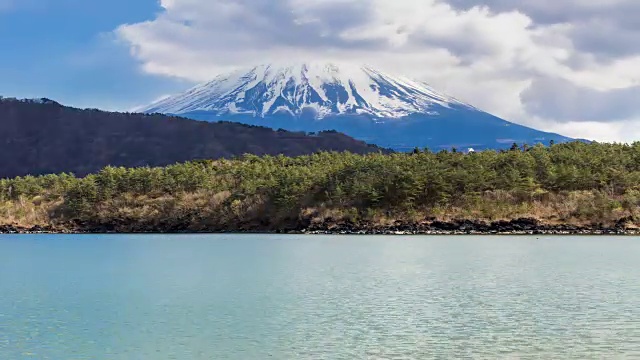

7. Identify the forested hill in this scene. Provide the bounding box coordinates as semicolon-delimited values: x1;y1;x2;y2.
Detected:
0;97;386;178
1;142;640;233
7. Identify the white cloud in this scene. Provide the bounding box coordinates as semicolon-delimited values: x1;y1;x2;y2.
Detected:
116;0;640;142
544;120;640;143
521;77;640;122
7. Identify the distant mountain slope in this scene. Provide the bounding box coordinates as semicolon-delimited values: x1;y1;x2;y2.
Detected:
141;62;575;151
0;97;385;178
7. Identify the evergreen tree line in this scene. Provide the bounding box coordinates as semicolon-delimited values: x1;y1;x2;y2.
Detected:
2;141;640;228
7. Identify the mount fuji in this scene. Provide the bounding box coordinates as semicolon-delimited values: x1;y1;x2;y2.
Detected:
141;62;573;151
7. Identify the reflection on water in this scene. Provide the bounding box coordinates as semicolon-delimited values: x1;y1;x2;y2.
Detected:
1;235;639;359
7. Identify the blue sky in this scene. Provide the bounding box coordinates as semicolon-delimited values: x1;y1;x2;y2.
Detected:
0;0;187;110
1;0;639;141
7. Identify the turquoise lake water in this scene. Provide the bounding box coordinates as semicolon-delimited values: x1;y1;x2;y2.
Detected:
1;235;639;359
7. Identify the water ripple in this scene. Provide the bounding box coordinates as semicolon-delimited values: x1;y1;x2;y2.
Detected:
0;235;639;359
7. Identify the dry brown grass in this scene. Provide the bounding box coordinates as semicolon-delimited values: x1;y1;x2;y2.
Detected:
299;190;639;228
0;196;61;227
2;189;638;231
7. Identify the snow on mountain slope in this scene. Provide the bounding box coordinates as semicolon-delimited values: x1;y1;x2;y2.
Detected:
142;62;471;119
141;62;574;151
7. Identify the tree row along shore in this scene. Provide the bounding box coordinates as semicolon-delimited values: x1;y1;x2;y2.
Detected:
2;141;640;234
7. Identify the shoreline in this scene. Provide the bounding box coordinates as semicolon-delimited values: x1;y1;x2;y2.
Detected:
2;230;638;236
2;218;639;236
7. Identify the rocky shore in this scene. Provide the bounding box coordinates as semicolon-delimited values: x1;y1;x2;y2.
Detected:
2;218;639;235
300;218;640;235
0;224;70;234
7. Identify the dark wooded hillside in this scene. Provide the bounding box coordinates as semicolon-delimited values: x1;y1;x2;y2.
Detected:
0;97;385;178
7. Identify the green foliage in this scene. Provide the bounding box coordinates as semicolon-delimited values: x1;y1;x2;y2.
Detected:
2;141;640;225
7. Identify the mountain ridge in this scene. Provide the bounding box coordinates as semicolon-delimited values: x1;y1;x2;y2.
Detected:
0;98;386;178
142;62;472;118
142;62;575;151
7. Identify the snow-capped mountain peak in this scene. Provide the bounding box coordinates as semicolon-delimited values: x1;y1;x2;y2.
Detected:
141;61;574;151
142;62;471;119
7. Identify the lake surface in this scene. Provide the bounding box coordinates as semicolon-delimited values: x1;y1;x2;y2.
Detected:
1;235;639;359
